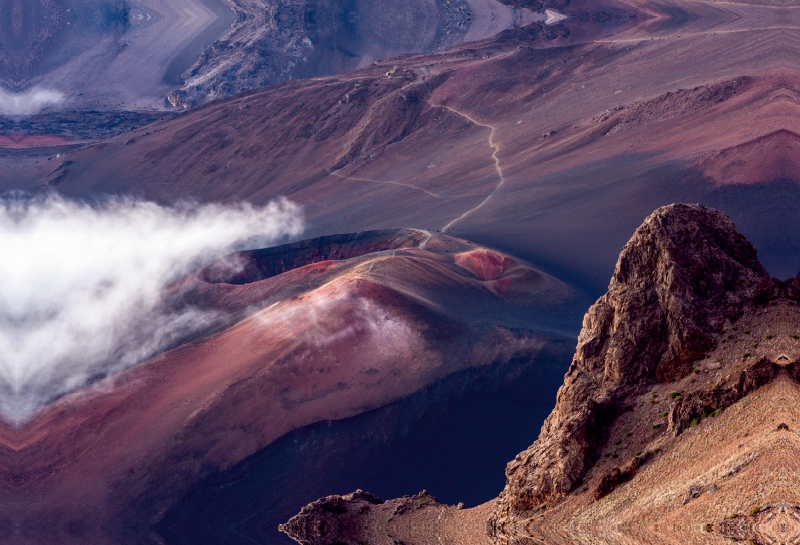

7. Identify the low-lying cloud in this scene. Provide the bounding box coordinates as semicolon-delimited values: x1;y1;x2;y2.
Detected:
0;195;303;421
0;87;64;115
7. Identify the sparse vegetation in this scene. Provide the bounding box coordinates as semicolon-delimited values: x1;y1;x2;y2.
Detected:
669;391;682;399
659;411;668;417
766;334;773;339
743;352;750;358
750;505;761;516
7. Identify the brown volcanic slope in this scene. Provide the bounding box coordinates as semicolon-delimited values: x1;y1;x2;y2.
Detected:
281;204;800;545
0;228;575;544
10;0;800;284
9;0;800;284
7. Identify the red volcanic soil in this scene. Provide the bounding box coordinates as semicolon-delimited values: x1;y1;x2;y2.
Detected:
0;229;576;542
455;249;511;280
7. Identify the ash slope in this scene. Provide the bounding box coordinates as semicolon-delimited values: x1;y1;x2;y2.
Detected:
282;203;800;545
20;0;800;289
0;229;579;544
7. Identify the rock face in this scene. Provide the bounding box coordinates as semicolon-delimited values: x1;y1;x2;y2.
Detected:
488;204;769;532
279;490;443;545
278;490;385;545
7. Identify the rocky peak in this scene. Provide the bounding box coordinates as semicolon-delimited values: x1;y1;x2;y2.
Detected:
488;204;768;534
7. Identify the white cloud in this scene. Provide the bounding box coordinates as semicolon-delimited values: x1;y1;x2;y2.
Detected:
0;195;304;421
0;87;64;115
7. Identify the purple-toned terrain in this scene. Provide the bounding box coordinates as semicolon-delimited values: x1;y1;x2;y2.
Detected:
0;0;799;543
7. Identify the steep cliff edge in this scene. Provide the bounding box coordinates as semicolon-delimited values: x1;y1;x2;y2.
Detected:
488;204;768;532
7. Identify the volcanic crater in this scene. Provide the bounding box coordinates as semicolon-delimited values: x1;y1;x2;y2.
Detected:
0;227;579;544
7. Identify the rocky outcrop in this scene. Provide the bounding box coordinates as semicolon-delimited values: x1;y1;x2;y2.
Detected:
488;204;769;535
592;449;653;500
279;490;442;545
278;490;385;545
668;356;779;434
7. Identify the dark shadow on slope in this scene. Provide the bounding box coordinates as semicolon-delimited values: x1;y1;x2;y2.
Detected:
156;339;574;545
